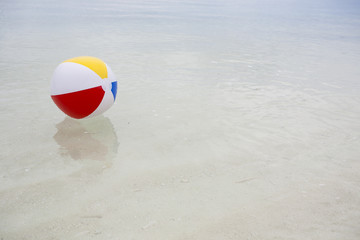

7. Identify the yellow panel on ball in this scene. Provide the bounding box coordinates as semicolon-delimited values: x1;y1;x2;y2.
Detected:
63;56;108;79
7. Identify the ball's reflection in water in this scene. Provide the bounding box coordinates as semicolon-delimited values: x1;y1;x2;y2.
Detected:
53;116;118;162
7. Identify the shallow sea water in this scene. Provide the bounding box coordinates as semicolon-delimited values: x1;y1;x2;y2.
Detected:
1;0;360;239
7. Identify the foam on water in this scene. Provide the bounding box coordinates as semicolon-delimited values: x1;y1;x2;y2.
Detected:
1;0;360;239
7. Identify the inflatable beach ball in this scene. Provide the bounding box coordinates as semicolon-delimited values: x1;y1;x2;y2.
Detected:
50;56;117;119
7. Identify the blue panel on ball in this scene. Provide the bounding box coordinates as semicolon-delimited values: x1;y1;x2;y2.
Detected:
111;81;117;100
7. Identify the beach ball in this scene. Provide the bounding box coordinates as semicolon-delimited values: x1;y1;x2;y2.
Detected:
50;56;117;119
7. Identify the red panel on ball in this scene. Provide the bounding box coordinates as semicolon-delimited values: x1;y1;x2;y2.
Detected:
51;86;105;119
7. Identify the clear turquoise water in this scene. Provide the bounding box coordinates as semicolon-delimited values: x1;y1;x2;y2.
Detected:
1;0;360;239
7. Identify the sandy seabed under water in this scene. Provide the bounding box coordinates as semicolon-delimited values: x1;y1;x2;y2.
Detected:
1;80;360;239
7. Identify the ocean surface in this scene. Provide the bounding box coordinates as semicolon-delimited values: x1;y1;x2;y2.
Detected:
1;0;360;239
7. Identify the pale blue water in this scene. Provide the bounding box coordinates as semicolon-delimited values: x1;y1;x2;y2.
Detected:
1;0;360;239
1;0;360;91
